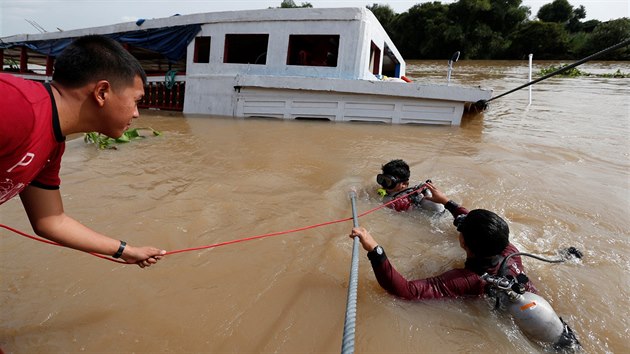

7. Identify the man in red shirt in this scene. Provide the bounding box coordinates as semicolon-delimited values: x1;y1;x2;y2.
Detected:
1;35;165;268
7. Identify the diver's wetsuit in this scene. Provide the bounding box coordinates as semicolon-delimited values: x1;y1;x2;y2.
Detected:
367;202;537;300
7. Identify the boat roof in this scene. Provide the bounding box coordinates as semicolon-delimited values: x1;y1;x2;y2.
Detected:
1;7;371;43
0;7;375;67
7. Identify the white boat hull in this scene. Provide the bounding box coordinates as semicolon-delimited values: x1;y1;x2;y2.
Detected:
184;74;490;125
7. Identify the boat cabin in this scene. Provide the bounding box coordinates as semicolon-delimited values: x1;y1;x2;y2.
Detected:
1;8;491;125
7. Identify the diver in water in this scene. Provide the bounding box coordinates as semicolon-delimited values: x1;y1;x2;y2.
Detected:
350;181;580;349
376;159;444;214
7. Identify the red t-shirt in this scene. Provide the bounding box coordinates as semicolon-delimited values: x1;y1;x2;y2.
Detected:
0;74;65;205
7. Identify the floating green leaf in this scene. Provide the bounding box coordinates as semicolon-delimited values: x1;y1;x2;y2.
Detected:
84;127;162;150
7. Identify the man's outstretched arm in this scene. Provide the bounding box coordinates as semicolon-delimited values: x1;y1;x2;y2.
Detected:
19;185;165;268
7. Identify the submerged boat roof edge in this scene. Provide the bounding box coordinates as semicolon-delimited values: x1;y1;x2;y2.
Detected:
232;74;493;102
1;7;370;43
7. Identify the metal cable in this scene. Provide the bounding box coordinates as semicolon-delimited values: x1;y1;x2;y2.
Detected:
476;37;630;108
341;191;361;354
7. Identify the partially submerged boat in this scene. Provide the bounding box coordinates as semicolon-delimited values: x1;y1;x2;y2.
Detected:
0;7;492;125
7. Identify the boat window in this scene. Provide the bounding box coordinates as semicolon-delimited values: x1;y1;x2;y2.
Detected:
194;36;211;63
369;42;381;75
287;35;339;67
224;34;269;65
381;45;400;78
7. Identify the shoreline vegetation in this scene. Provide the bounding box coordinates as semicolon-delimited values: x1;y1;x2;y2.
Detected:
279;0;630;61
539;66;630;78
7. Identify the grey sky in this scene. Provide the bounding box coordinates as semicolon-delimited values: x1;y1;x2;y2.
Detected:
1;0;628;38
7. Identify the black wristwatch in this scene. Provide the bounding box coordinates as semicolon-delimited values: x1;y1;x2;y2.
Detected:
113;240;127;259
367;245;386;264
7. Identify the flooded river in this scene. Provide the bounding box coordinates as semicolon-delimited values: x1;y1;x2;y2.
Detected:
1;60;629;353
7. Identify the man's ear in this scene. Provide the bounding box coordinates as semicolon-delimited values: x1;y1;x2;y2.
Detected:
93;80;111;107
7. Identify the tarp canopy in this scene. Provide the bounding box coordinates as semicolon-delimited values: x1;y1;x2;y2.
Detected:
0;24;201;62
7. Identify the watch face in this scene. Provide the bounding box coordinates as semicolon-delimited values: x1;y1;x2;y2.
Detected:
375;246;383;255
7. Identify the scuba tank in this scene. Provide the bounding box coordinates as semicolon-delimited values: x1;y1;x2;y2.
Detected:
482;249;582;349
482;273;567;344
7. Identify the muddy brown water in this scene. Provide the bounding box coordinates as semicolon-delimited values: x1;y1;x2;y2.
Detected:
1;60;629;353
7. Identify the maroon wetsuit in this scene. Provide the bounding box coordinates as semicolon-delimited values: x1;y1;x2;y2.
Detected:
367;201;537;300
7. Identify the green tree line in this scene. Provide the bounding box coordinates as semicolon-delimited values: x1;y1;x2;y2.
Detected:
364;0;629;60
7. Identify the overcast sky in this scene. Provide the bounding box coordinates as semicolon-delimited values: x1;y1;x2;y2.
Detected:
1;0;628;38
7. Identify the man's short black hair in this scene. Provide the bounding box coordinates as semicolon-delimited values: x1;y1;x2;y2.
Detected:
458;209;509;257
381;159;410;182
53;35;147;90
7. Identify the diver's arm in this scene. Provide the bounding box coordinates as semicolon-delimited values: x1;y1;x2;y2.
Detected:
444;200;469;219
368;248;483;300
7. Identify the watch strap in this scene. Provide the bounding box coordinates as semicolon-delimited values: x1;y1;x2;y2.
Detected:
367;245;387;265
113;240;127;258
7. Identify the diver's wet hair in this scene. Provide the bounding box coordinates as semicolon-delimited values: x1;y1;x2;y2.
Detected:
53;35;146;90
381;159;410;182
457;209;509;257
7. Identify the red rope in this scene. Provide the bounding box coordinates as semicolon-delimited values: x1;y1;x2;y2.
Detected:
165;217;352;255
0;185;424;262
